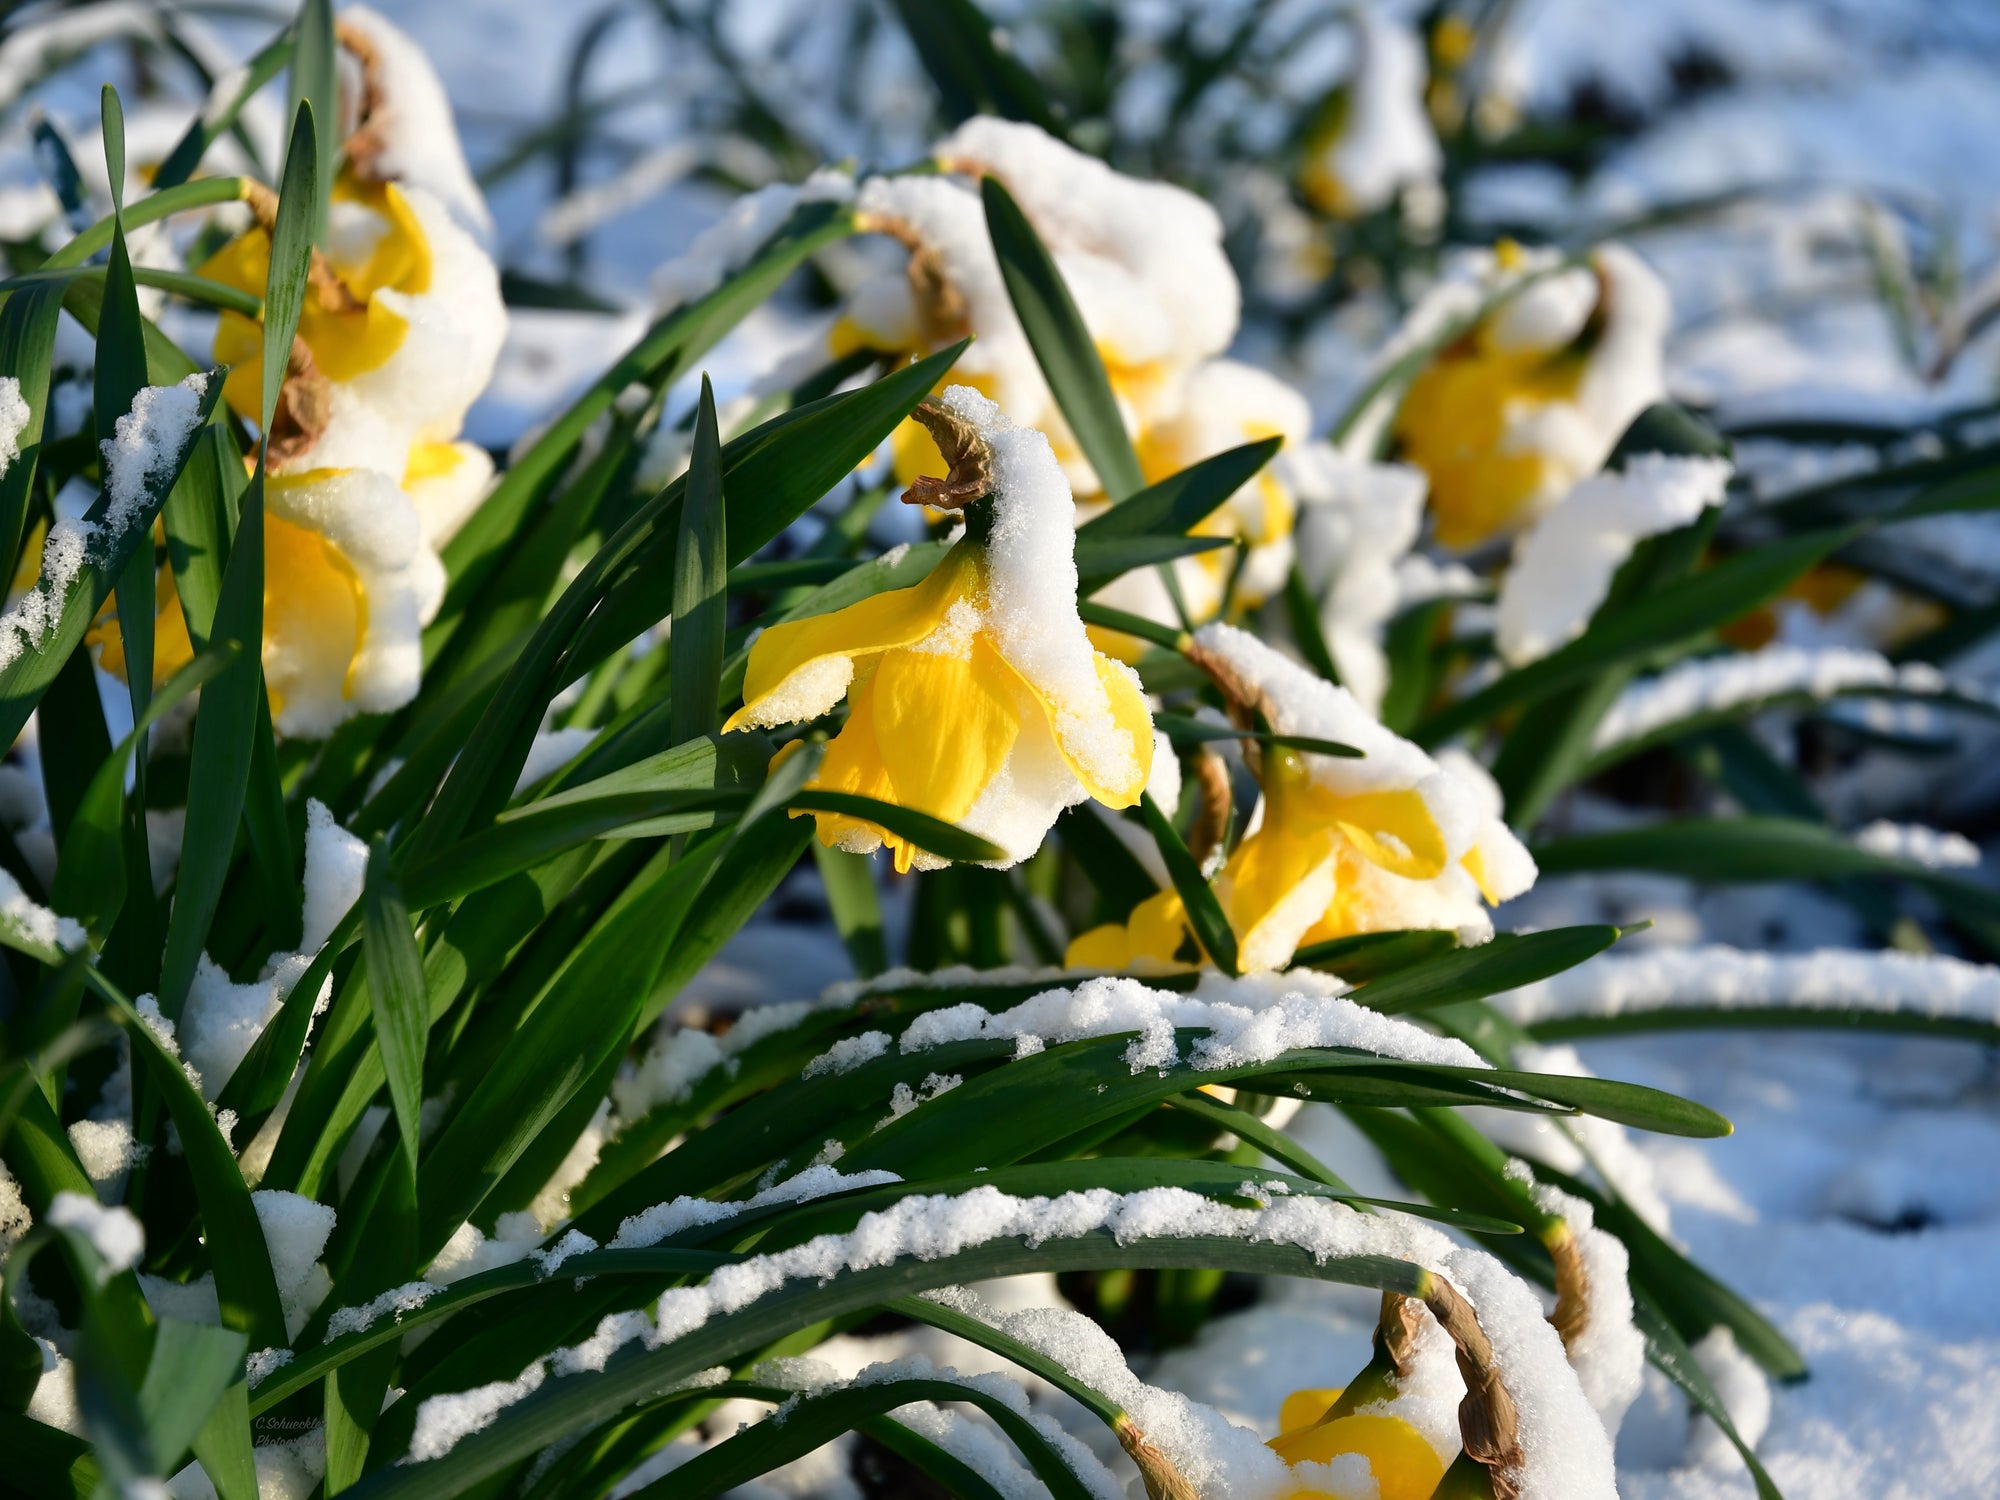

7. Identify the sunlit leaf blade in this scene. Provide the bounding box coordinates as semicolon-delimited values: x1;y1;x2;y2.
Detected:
262;102;320;432
786;790;1005;864
670;377;728;746
363;841;429;1174
1351;926;1624;1016
286;0;337;242
157;31;291;189
1139;791;1237;975
982;174;1144;501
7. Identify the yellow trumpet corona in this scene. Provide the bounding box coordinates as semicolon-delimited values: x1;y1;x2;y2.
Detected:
725;388;1152;871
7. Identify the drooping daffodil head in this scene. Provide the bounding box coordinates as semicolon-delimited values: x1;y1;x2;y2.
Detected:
838;118;1242;503
1271;1402;1448;1500
1299;10;1443;221
90;468;442;739
200;6;503;475
1389;241;1668;550
724;385;1154;872
1066;624;1535;972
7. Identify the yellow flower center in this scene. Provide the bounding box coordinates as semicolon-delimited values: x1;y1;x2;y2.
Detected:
202;177;433;426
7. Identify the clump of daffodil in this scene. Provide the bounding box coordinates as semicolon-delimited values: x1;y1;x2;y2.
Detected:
1067;625;1534;972
1298;10;1443;222
835;115;1319;578
725;386;1153;871
95;11;503;738
1386;241;1668;550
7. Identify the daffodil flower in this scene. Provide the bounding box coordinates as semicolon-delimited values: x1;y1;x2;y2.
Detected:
1067;625;1535;971
201;174;504;473
1390;242;1667;549
94;469;441;738
1269;1383;1447;1500
724;387;1152;871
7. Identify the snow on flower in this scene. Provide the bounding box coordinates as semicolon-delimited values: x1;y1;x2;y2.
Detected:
1388;242;1670;549
1495;453;1733;665
1299;10;1444;220
725;385;1152;870
1069;626;1536;972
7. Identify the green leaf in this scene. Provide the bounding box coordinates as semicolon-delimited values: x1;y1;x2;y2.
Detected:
982;174;1144;501
1451;1065;1733;1137
1055;805;1160;923
1150;711;1362;759
1291;928;1459;982
286;0;337;243
0;283;65;581
1074;533;1233;592
341;1231;1436;1492
157;31;290;190
1351;926;1623;1016
411;342;966;864
99;87;127;212
158;470;266;1017
647;1377;1099;1500
52;648;236;939
136;1319;249;1482
362;841;428;1175
671;377;728;746
1414;525;1856;747
1283;561;1343;685
431;200;856;662
1076;437;1281;542
786;790;1005;865
0;374;222;753
1077;601;1185;652
814;843;887;978
396;733;768;910
262;102;320;432
885;0;1063;131
864;1416;1012;1500
1138;791;1237;975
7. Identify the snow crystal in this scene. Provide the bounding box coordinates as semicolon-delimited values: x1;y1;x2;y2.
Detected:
610;1163;903;1251
1851;820;1981;870
0;1162;32;1255
325;1281;442;1340
407;1360;546;1462
338;7;494;237
533;1227;598;1276
1310;11;1442;217
99;374;209;539
936;118;1239;371
1495;454;1733;666
1289;447;1429;714
1592;645;1957;752
46;1191;143;1276
252;1189;336;1340
801;1029;890;1079
425;1211;543;1285
0;517;92;672
246;1347;293;1385
302;799;369;952
0;376;27;477
886;972;1483;1077
1493;945;2000;1031
1533;1181;1646;1437
1686;1326;1772;1473
67;1117;143;1200
0;866;84;953
612;999;819;1120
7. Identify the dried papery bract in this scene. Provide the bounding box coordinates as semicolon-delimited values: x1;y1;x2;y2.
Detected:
900;397;992;511
1420;1270;1525;1499
1113;1413;1201;1500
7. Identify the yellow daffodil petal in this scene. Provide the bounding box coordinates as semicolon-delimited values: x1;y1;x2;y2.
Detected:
1064;921;1133;969
1064;886;1193;970
1269;1413;1445;1500
726;549;976;732
1215;819;1340;972
1460;844;1498;905
261;504;369;727
328;179;432;300
867;639;1020;828
988;647;1153;808
1324;786;1450;882
1278;1387;1346;1437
